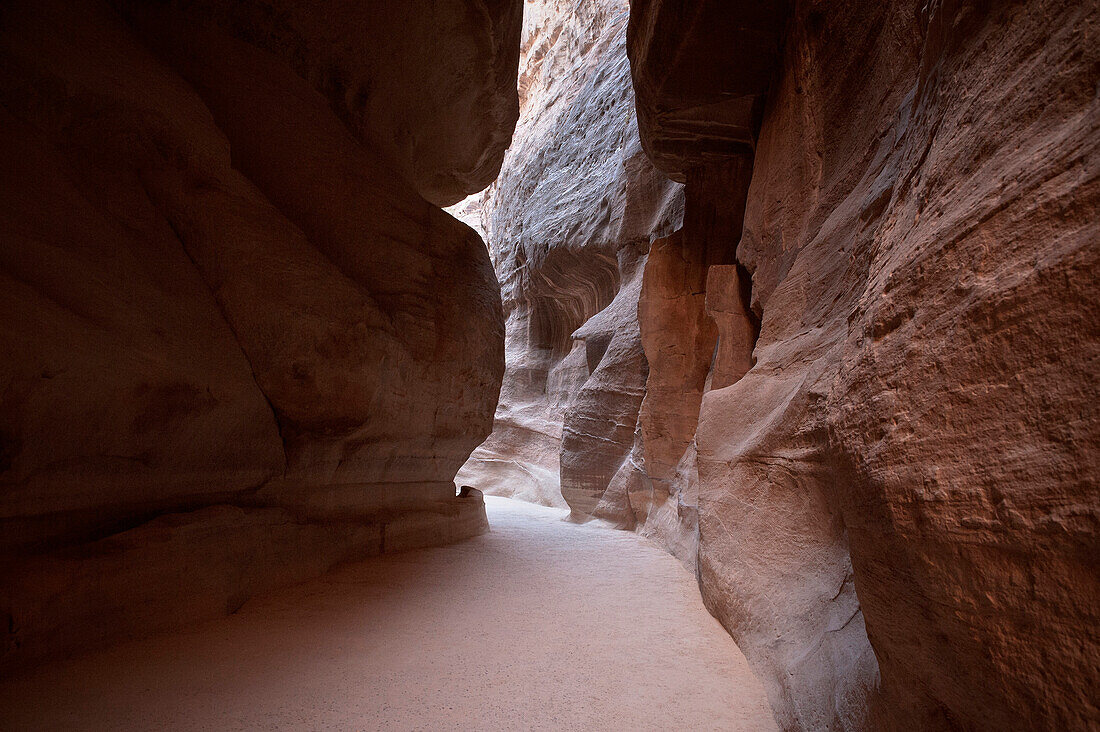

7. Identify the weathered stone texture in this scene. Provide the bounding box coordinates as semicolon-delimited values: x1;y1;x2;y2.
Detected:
0;0;515;669
627;0;786;179
630;0;1099;728
148;0;524;206
455;0;684;513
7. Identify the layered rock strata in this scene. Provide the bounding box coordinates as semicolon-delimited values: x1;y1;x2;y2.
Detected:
455;0;683;512
0;0;518;670
629;0;1099;729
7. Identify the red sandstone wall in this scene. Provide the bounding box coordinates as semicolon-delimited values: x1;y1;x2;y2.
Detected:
629;0;1099;728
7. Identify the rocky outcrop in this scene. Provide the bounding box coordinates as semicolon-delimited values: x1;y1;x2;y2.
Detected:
629;0;1099;729
140;0;524;207
0;0;517;670
8;0;1093;725
628;0;786;181
814;2;1099;726
454;0;683;511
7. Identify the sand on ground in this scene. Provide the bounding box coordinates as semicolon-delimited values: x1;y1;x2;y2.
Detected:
0;496;778;731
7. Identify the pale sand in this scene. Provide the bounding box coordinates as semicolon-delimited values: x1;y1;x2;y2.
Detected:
0;497;777;730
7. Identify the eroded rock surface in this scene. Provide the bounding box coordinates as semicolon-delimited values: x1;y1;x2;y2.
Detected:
627;0;786;180
455;0;683;512
152;0;523;207
632;157;758;567
629;0;1100;729
0;0;515;670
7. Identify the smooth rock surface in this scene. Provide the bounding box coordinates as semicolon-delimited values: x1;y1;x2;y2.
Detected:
0;0;514;666
455;0;683;511
152;0;524;206
0;497;778;732
627;0;786;180
0;494;488;673
631;157;757;568
559;243;649;521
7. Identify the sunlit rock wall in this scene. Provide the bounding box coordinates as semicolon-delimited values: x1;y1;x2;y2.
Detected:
629;0;1099;729
0;0;519;670
455;0;683;511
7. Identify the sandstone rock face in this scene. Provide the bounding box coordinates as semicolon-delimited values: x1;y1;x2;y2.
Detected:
815;2;1100;727
455;0;683;511
630;0;1099;729
0;0;514;669
627;0;786;180
559;242;650;521
632;158;758;566
152;0;524;207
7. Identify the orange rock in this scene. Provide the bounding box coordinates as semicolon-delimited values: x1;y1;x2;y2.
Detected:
630;0;1100;728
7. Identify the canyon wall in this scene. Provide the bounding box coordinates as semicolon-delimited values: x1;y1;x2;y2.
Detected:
454;0;685;521
629;0;1099;729
0;0;520;670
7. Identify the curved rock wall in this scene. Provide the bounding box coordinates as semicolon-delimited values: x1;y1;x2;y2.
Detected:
9;0;1094;724
816;1;1099;726
629;0;1099;729
633;157;758;567
455;0;683;511
137;0;524;207
0;0;518;669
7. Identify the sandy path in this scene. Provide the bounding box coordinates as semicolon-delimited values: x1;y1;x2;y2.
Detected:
0;497;777;731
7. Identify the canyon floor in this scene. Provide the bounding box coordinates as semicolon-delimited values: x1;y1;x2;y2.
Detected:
0;496;776;731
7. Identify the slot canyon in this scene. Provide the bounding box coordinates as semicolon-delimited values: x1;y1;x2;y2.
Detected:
0;0;1097;729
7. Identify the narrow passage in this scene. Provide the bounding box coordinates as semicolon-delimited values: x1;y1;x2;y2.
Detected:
0;498;776;731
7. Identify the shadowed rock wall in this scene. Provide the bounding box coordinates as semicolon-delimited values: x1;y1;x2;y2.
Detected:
0;0;519;670
629;0;1099;729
